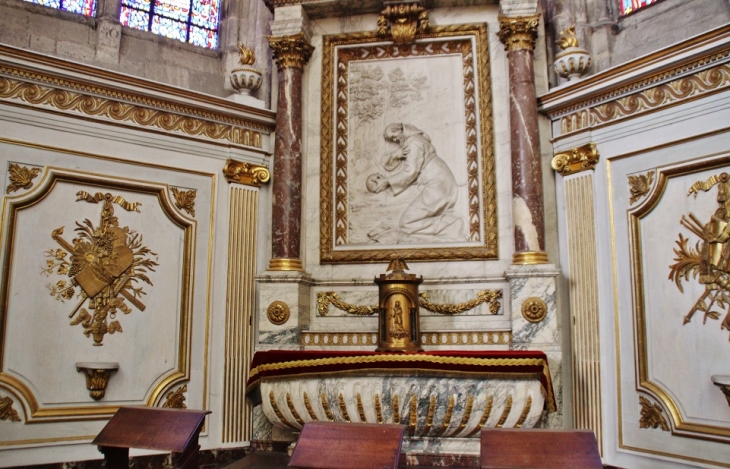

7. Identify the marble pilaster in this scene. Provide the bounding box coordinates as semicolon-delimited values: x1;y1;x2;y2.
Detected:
498;14;548;265
267;7;314;272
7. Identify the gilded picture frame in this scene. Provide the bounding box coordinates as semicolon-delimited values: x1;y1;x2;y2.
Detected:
320;24;497;263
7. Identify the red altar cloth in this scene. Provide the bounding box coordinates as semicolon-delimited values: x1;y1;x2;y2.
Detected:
246;350;556;412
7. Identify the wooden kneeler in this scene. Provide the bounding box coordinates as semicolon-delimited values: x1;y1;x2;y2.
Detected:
288;421;406;469
480;428;603;469
93;406;211;469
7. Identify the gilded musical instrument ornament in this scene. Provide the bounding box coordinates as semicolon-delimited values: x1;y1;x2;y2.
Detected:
639;396;669;431
0;396;21;422
629;171;655;205
75;362;119;400
669;172;730;338
171;187;196;217
162;384;187;409
267;301;290;325
7;163;41;193
376;2;429;44
521;297;548;323
41;192;158;345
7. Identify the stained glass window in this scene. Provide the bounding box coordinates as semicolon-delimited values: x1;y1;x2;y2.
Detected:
23;0;96;17
620;0;661;16
120;0;220;48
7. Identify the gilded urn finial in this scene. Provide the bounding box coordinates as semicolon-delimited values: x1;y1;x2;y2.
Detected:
554;24;591;82
557;25;580;49
230;44;263;97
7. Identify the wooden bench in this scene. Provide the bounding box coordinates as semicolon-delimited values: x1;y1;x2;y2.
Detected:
92;406;211;469
288;421;406;469
480;428;602;469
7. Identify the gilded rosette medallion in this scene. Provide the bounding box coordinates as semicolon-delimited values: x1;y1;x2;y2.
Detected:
41;191;158;345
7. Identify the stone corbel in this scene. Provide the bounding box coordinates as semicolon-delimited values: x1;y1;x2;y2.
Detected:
376;1;429;44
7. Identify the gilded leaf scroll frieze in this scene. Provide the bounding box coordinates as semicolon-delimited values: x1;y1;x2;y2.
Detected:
162;384;187;409
639;396;670;431
41;191;158;345
629;171;655;205
0;396;21;422
316;290;502;317
171;187;196;217
669;172;730;339
6;163;41;194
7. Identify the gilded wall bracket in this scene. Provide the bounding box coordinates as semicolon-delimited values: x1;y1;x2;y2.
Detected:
712;375;730;407
223;159;271;187
76;362;119;400
551;143;599;176
6;162;42;194
376;2;429;44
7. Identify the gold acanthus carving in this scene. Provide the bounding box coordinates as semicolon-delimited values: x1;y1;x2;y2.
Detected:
497;15;541;52
42;192;158;346
267;301;290;325
317;290;503;317
7;163;41;193
551;143;599;176
0;75;265;148
639;396;670;431
223;159;270;187
376;2;429;44
556;61;730;135
162;384;187;409
521;297;548;323
0;396;21;422
171;187;196;217
628;171;655;205
669;172;730;337
268;34;314;70
76;364;119;400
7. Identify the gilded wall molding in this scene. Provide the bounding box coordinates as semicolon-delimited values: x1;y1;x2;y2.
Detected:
161;384;188;409
6;163;41;194
223;159;271;187
551;143;599;176
497;15;540;52
0;60;272;149
268;34;314;70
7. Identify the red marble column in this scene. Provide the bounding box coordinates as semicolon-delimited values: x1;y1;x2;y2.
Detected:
267;34;314;271
498;14;549;265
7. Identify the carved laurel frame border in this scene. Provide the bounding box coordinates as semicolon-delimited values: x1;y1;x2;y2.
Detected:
320;24;497;263
0;166;197;423
628;155;730;442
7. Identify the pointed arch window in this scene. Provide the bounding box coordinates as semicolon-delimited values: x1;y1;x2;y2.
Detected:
119;0;220;48
22;0;96;16
620;0;661;16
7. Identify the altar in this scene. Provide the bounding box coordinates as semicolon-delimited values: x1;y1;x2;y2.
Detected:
247;350;556;456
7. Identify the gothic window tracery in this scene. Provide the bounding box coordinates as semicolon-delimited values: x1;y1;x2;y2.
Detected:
119;0;220;48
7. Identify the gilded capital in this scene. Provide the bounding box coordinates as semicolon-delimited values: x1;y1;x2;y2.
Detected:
497;14;540;52
223;159;271;186
551;142;599;176
268;34;314;70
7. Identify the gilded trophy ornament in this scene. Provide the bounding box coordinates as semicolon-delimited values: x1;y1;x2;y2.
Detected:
375;258;423;352
638;395;670;431
162;384;188;409
6;163;41;193
223;159;270;187
521;297;548;323
76;362;119;400
669;172;730;339
0;396;21;422
267;300;290;325
171;187;196;217
376;2;429;44
551;143;599;176
41;191;158;345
